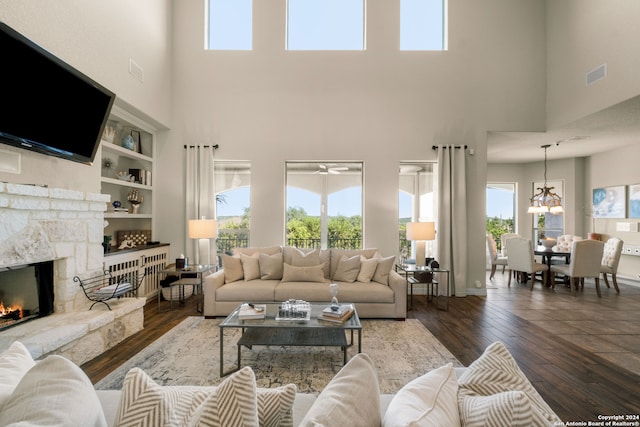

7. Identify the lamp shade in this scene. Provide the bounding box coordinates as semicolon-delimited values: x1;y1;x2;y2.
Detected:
406;222;435;241
188;219;217;239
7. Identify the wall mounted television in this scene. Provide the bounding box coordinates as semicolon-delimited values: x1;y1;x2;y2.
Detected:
0;22;115;165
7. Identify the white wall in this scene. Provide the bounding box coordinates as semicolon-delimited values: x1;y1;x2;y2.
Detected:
157;0;548;293
0;0;172;192
546;0;640;128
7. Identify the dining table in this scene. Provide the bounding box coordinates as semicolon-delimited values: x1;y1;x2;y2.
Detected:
534;246;571;287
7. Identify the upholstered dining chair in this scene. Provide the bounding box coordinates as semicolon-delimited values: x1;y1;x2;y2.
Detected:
601;237;623;294
550;240;605;297
487;234;508;280
500;233;520;257
505;236;548;289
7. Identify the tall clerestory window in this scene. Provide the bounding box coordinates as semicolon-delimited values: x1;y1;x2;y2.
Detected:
286;0;365;50
207;0;253;50
400;0;447;51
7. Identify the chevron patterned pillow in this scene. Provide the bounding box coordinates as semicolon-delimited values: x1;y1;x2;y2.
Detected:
115;366;259;427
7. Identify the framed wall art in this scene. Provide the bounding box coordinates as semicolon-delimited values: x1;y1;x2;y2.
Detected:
592;186;626;218
628;184;640;218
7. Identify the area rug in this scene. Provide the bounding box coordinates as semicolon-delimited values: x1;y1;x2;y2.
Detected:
94;317;462;394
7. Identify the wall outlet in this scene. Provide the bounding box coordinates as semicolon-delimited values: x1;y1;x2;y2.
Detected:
475;280;482;288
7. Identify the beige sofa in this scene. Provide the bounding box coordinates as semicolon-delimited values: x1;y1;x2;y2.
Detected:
203;246;407;319
0;340;561;426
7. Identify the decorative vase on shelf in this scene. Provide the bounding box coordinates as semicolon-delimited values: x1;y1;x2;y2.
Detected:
122;134;135;150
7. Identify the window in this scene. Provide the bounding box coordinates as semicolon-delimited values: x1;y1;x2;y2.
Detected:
398;163;437;261
286;162;363;249
532;180;564;244
215;161;251;255
486;183;516;252
400;0;446;50
207;0;252;50
287;0;365;50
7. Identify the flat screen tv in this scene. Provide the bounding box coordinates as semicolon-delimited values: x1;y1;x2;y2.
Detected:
0;22;115;165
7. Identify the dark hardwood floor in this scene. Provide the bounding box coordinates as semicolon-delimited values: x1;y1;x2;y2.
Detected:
82;276;640;422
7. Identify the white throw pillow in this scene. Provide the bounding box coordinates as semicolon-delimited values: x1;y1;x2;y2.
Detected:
0;355;107;427
332;255;361;282
382;363;460;427
357;256;378;283
241;252;261;281
372;255;395;285
281;263;326;283
260;252;284;280
288;247;321;267
457;341;562;426
298;353;381;427
0;341;35;409
115;366;259;427
222;254;244;283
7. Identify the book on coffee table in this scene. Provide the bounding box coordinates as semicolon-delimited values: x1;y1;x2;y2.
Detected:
319;304;354;323
238;303;266;319
321;304;353;317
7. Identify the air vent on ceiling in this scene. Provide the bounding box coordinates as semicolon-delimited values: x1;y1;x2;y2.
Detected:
586;63;607;86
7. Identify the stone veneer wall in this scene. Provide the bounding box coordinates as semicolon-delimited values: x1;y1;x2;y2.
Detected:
0;182;145;365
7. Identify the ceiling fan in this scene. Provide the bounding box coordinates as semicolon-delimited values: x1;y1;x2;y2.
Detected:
313;164;349;175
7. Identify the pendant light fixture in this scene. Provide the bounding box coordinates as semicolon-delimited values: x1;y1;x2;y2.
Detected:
528;144;563;214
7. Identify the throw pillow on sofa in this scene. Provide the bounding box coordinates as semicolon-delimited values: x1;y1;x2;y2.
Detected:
281;263;326;283
0;355;108;427
241;253;261;281
260;252;284;280
332;254;361;282
357;256;379;283
372;254;395;285
222;254;244;283
299;353;381;427
382;363;460;427
0;341;35;409
457;341;562;426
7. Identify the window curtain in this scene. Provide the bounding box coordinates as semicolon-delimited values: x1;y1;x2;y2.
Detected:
185;145;217;265
436;145;468;297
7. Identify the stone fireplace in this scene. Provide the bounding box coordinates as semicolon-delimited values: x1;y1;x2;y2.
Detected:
0;182;145;365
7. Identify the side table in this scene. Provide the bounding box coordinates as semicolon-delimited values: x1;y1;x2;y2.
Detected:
157;264;216;313
395;264;450;311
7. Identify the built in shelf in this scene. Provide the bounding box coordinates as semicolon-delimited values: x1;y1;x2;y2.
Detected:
104;212;153;219
101;177;152;190
101;140;153;162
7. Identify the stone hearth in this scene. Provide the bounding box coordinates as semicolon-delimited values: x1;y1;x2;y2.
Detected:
0;182;145;365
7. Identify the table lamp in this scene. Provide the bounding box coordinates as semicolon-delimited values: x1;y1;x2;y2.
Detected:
188;217;217;266
406;221;435;267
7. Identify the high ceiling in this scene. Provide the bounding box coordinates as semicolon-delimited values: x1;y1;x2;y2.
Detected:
487;95;640;164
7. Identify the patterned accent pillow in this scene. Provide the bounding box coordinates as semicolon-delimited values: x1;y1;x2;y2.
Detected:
457;341;562;426
0;355;107;427
332;255;361;282
458;390;533;427
256;384;297;427
115;366;259;427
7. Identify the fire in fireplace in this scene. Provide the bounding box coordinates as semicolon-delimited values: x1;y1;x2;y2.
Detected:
0;261;54;331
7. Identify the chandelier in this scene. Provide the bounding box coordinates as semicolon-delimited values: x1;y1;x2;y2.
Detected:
528;144;564;214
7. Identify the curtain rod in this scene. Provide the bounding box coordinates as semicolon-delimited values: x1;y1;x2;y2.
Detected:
432;145;467;150
183;144;219;149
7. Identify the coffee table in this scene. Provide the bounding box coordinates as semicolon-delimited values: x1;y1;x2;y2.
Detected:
219;302;362;376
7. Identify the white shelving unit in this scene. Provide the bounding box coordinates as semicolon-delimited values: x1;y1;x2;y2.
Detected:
99;105;158;247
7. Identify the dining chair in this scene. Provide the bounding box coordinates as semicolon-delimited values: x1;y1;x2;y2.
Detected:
486;234;508;280
601;237;623;294
550;240;605;297
500;233;520;257
505;236;548;289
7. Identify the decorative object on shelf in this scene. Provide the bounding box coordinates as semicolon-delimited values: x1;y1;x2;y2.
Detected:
118;239;136;250
127;189;144;214
112;201;121;209
329;283;339;309
176;254;187;269
188;217;217;266
102;126;115;143
528;144;563;214
102;235;112;253
116;171;134;182
102;158;115;174
406;221;436;267
116;230;152;247
122;133;135;150
112;200;128;213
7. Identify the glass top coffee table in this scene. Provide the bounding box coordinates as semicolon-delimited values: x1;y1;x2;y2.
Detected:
219;302;362;376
